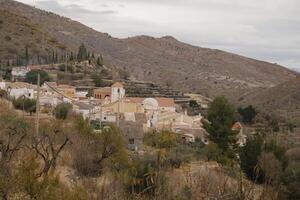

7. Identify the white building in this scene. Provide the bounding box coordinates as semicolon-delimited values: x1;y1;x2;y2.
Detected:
9;88;34;99
11;67;30;80
0;81;6;90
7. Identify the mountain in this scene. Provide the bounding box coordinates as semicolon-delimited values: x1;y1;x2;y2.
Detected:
0;0;297;101
292;68;300;73
239;76;300;124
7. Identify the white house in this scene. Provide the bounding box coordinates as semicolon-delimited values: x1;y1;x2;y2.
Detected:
9;88;34;99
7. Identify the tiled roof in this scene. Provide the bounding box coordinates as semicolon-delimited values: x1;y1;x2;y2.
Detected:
94;87;111;93
156;97;175;107
125;97;144;104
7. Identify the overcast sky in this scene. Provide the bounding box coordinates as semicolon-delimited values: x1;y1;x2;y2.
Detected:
17;0;300;69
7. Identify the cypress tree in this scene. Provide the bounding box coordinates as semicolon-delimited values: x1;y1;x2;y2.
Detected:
25;46;29;66
77;43;88;62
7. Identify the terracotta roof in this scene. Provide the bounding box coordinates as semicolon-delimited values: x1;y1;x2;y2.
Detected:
94;87;111;93
125;97;144;104
232;122;242;130
111;82;124;88
156;97;175;107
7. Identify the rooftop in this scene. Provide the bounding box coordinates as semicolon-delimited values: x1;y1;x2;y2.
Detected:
111;82;124;88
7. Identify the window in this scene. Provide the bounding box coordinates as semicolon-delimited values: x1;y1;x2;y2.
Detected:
129;138;134;144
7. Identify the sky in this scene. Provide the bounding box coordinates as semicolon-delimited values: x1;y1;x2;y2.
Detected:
17;0;300;69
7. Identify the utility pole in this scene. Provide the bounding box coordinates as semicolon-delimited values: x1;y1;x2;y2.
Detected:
117;88;120;127
35;73;40;136
99;102;102;128
88;97;91;123
65;53;68;73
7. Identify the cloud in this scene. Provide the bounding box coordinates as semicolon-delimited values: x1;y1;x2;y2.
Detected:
16;0;300;68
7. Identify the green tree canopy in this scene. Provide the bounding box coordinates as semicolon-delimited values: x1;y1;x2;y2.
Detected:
96;55;103;67
13;97;36;115
91;73;104;87
240;134;264;182
53;103;73;120
204;96;237;153
25;70;50;85
238;105;257;124
77;43;88;62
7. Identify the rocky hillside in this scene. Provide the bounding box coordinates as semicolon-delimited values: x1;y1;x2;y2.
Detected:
239;76;300;124
0;0;297;100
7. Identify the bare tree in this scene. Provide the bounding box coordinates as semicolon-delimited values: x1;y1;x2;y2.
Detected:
30;122;70;177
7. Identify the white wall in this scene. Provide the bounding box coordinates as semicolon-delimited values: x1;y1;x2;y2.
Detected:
10;88;34;99
111;87;125;102
159;106;176;112
0;82;6;90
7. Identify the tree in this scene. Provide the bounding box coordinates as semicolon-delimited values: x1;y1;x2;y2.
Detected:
25;46;29;66
77;43;88;62
31;125;70;177
25;70;50;85
144;130;178;150
53;103;73;120
91;73;104;87
204;96;237;153
13;97;36;115
73;125;128;176
240;134;264;182
0;110;28;199
96;55;103;66
189;100;200;108
279;162;300;200
0;89;7;99
238;105;257;124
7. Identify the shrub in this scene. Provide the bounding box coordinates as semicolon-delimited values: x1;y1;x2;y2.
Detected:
238;105;257;124
53;103;73;120
13;97;36;115
144;130;179;150
25;70;50;85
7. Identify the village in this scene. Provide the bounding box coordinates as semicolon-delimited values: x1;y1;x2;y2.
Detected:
0;65;246;151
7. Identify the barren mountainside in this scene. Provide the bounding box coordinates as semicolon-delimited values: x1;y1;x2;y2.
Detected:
239;76;300;123
0;0;297;100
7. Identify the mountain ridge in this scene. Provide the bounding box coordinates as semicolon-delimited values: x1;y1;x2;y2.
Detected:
0;0;297;100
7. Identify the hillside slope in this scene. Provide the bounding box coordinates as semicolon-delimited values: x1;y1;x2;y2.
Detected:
239;76;300;124
0;0;297;100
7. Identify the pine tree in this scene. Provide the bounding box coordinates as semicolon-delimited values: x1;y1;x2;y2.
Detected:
204;96;238;153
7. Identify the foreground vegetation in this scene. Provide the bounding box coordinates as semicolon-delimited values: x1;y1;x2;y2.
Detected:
0;96;299;200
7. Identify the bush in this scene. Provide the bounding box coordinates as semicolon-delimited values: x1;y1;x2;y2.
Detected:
13;97;36;115
25;70;50;85
91;73;104;87
53;103;73;120
240;134;264;182
72;125;128;176
238;105;257;124
144;130;179;150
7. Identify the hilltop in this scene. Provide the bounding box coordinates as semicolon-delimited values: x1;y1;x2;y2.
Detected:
0;0;297;101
